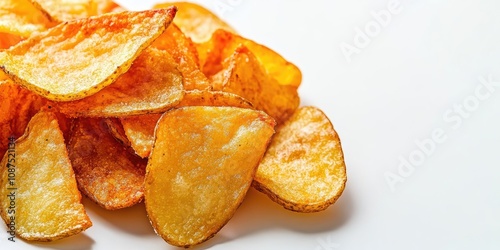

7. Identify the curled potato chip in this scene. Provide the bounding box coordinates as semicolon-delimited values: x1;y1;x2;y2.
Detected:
0;111;92;241
154;1;236;43
120;90;254;158
153;24;210;90
57;47;184;117
145;106;275;247
211;45;299;124
0;0;54;38
0;7;177;101
30;0;97;22
0;79;51;158
67;118;146;210
198;29;302;87
253;106;347;212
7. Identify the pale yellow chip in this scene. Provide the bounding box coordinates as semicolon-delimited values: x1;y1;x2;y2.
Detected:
211;45;299;124
120;90;254;158
253;106;347;212
0;7;177;101
0;0;54;38
198;29;302;87
145;106;275;247
153;1;236;43
0;111;92;241
67;118;147;210
57;47;184;117
30;0;97;22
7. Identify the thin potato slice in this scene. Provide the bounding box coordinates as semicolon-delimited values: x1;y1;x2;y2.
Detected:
57;47;184;117
0;7;177;101
0;79;51;158
120;90;253;158
253;106;347;212
153;24;210;90
211;45;299;124
153;1;236;43
120;114;161;158
31;0;97;22
67;118;147;210
145;106;275;247
198;29;302;87
0;0;54;38
0;111;92;241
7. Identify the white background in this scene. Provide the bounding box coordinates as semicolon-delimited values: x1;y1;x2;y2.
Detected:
1;0;500;249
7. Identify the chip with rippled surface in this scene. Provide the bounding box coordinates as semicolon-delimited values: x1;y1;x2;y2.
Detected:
0;7;177;101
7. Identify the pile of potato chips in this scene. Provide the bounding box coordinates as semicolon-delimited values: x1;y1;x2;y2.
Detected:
0;0;347;247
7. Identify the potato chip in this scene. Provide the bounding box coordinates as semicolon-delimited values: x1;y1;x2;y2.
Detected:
120;90;254;158
120;114;161;158
198;29;302;87
0;0;54;38
0;7;177;101
153;1;236;43
0;79;51;158
153;24;210;90
0;32;22;49
30;0;97;22
67;118;147;210
104;118;131;147
253;106;347;212
145;106;275;247
57;47;184;117
211;45;299;124
0;111;92;241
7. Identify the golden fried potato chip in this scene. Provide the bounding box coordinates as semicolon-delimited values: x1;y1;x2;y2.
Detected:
253;106;347;212
30;0;97;22
0;0;54;38
211;45;299;124
0;7;177;101
153;24;210;90
67;118;147;210
0;111;92;241
154;1;236;43
0;79;51;158
198;29;302;87
145;106;275;247
57;47;184;117
0;32;22;49
104;118;131;147
120;90;254;158
120;114;161;158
